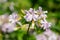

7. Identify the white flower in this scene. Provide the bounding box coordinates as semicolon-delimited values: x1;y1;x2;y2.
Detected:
39;13;47;19
9;12;22;26
43;29;58;40
37;7;48;20
9;12;19;23
37;7;43;14
37;7;48;14
36;34;47;40
2;23;16;33
40;20;51;30
24;8;38;22
24;13;32;21
48;34;57;40
44;29;53;37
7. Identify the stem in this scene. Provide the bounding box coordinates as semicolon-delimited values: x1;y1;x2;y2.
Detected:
27;20;35;35
27;24;30;35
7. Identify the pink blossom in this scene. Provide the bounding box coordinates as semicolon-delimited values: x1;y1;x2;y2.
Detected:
24;8;38;22
36;34;47;40
40;20;51;30
9;12;19;23
2;23;16;33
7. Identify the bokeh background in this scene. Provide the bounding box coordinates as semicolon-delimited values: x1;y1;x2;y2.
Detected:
0;0;60;40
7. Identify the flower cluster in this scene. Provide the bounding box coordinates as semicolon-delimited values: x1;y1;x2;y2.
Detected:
24;7;51;30
0;7;52;33
24;8;38;22
36;29;58;40
0;6;60;40
0;12;22;33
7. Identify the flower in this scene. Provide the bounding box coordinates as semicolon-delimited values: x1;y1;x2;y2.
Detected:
37;7;48;14
37;7;43;15
43;29;58;40
48;34;58;40
9;12;19;23
24;8;38;22
39;13;47;20
36;34;47;40
40;20;51;30
9;12;22;26
1;23;16;33
43;29;53;37
37;7;48;20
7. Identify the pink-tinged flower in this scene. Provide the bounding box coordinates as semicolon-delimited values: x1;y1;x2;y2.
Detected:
43;29;58;40
37;7;43;14
43;29;53;37
1;23;16;33
9;12;19;23
9;12;22;26
24;8;38;22
48;34;58;40
37;7;48;20
39;13;47;20
40;20;51;30
36;34;47;40
37;7;48;14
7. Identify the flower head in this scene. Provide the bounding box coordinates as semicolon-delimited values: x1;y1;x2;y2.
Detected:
34;7;52;30
40;20;51;30
9;12;20;23
36;34;47;40
1;23;16;33
37;7;48;20
37;7;48;14
24;8;38;22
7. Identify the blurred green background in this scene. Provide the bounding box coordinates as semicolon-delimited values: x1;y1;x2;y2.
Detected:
0;0;60;40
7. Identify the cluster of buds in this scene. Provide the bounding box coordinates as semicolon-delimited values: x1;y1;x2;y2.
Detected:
0;12;22;33
24;7;51;30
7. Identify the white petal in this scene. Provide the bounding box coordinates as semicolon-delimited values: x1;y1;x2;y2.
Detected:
33;14;38;21
24;14;32;22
